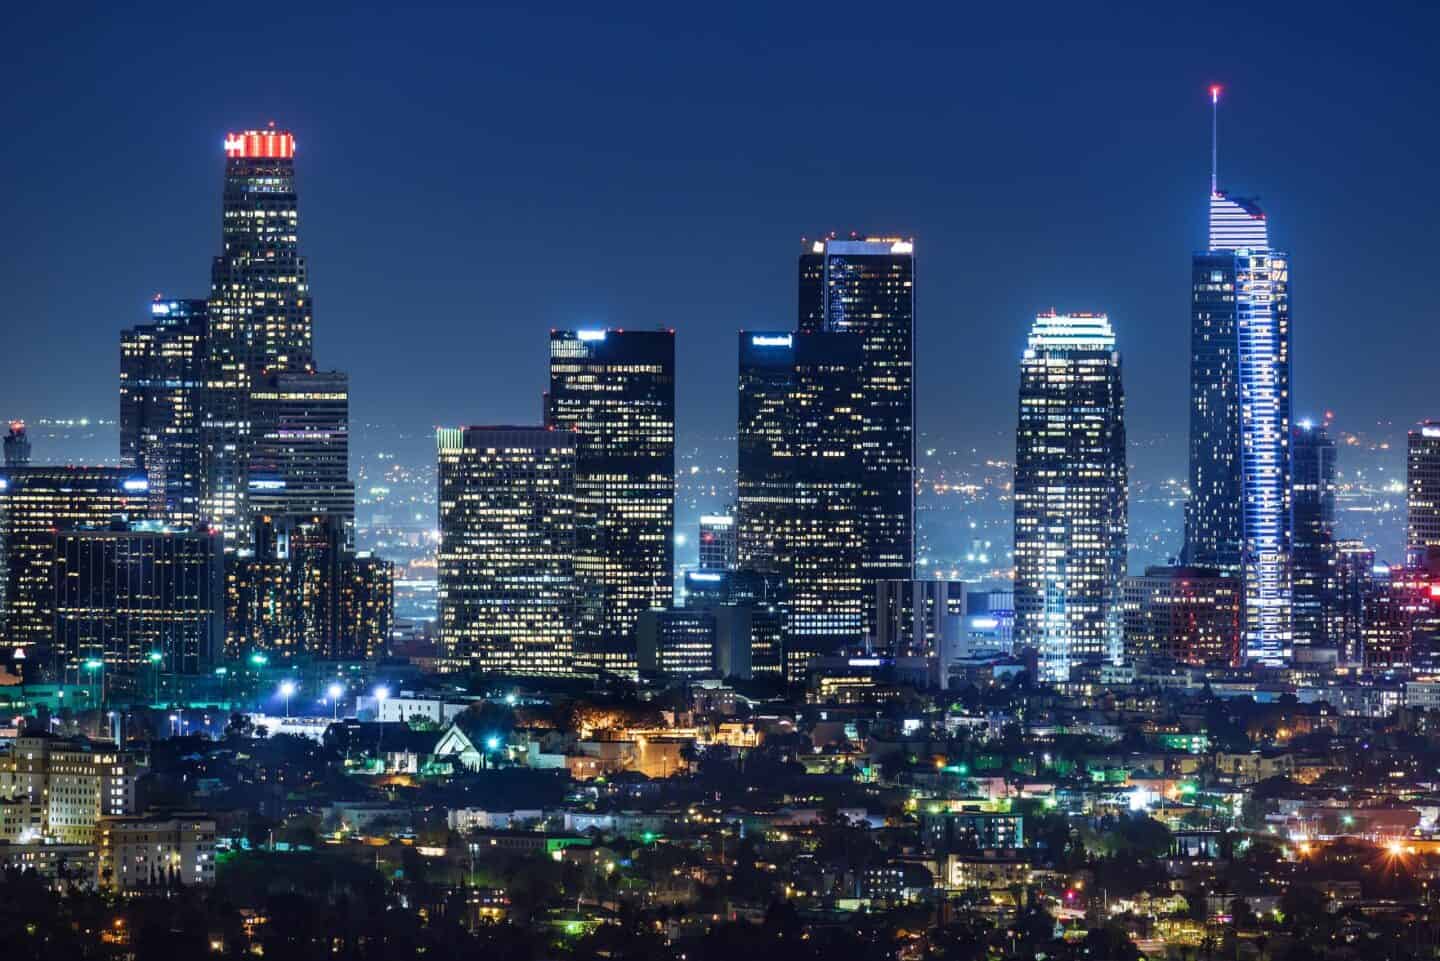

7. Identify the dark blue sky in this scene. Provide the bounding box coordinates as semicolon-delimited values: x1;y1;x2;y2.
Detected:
4;2;1438;460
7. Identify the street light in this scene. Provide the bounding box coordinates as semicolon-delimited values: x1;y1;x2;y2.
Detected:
327;683;344;721
279;680;297;718
147;651;162;703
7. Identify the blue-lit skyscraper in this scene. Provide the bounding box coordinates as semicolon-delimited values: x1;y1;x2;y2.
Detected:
1183;88;1292;665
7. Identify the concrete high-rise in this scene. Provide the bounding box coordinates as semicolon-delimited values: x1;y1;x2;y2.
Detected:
120;298;208;524
1121;566;1240;665
1183;88;1293;665
547;330;674;675
436;427;577;675
798;236;915;588
1013;312;1128;682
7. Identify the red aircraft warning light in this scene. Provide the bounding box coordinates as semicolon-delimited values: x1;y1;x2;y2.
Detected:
224;130;296;159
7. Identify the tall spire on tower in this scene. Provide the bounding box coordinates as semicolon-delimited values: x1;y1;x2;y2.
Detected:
1210;84;1221;196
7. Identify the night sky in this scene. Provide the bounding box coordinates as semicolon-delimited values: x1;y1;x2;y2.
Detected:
4;2;1439;463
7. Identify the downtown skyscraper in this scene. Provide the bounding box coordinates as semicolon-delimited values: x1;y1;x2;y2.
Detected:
547;329;675;675
1013;312;1128;682
120;298;208;524
436;427;577;675
1406;421;1440;557
1183;89;1293;665
798;237;915;588
201;128;316;541
119;127;388;666
737;330;866;680
1292;420;1339;651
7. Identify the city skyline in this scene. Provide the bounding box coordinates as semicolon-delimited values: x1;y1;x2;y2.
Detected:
4;6;1438;458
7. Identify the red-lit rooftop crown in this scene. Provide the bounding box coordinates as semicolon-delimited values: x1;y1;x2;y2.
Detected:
223;130;295;159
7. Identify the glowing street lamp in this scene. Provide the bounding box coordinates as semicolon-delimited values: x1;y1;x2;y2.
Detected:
147;651;163;703
279;680;297;718
327;682;344;721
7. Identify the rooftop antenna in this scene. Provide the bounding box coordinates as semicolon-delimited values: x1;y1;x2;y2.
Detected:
1209;84;1222;196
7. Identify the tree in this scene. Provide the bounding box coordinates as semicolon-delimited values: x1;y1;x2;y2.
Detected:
1229;896;1257;930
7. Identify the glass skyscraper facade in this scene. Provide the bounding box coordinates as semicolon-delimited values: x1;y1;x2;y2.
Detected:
1292;421;1339;650
547;330;674;675
1184;188;1292;665
0;467;150;668
1013;312;1128;682
52;523;223;676
1406;421;1440;555
436;427;577;675
737;330;866;680
120;298;208;524
798;236;915;589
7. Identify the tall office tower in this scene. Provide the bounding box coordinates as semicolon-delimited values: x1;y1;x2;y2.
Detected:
3;422;30;467
1013;312;1128;682
0;467;148;667
1292;421;1339;650
1184;88;1293;665
1359;564;1416;668
872;579;967;659
223;547;285;659
436;427;577;674
698;511;737;571
737;330;866;680
120;298;208;524
798;236;915;590
1407;422;1440;554
1334;539;1375;664
547;330;674;674
246;370;355;527
52;522;223;676
338;552;394;660
1121;566;1241;665
222;514;352;659
202;128;314;540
